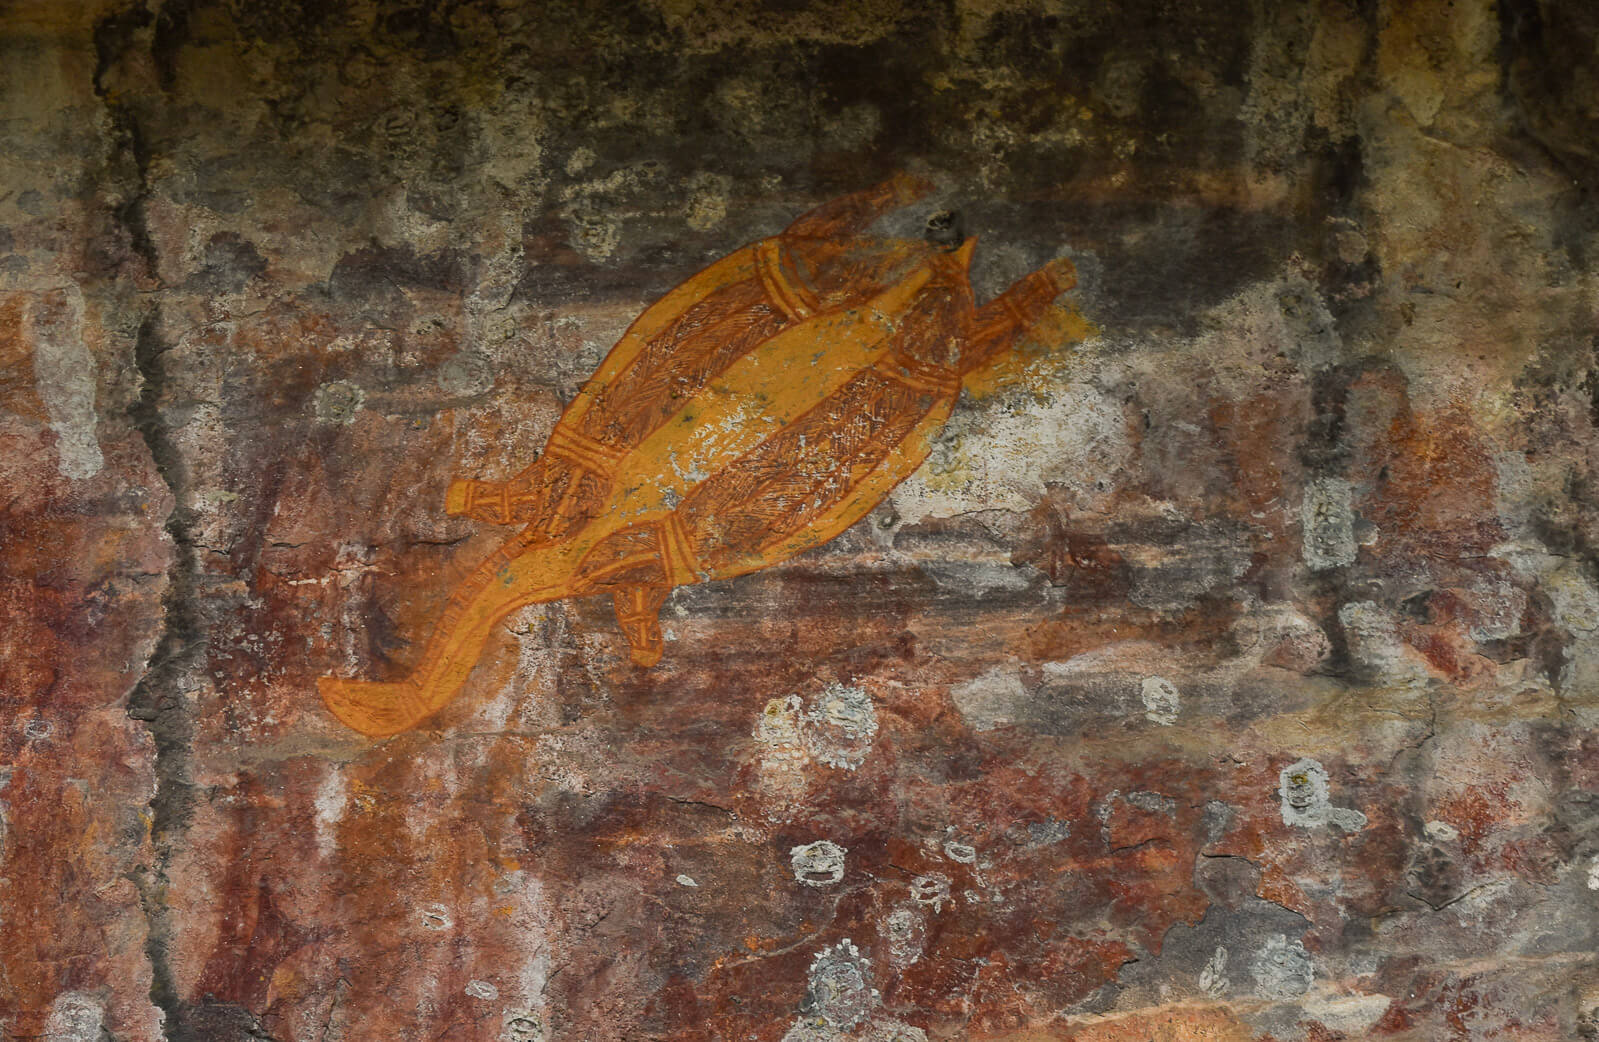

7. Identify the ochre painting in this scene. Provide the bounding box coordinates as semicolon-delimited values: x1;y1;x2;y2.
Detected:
320;175;1075;736
9;1;1599;1040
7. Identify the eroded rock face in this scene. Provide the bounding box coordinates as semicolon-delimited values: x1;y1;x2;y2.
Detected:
4;1;1599;1039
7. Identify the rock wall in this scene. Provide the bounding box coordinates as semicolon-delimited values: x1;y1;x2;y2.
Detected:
3;1;1599;1039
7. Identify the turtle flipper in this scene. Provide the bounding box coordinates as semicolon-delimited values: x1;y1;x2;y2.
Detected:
960;257;1077;376
446;477;513;524
612;585;670;666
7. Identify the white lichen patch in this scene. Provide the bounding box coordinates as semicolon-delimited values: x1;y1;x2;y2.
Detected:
313;765;347;859
419;903;454;931
501;1009;545;1042
1125;790;1176;816
1251;933;1314;1000
676;874;699;888
1199;945;1230;998
784;1019;927;1042
1025;818;1071;847
44;991;103;1042
1588;854;1599;891
1337;600;1414;678
1423;820;1460;843
1279;758;1367;833
891;382;1128;523
313;380;365;425
800;683;878;770
756;695;805;753
882;905;926;968
752;695;809;815
1140;675;1181;725
1301;477;1357;570
1300;993;1392;1034
791;840;847;887
465;979;500;1001
941;838;977;864
799;939;878;1032
910;873;952;912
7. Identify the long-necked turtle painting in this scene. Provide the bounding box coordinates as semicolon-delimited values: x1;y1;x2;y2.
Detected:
319;174;1076;736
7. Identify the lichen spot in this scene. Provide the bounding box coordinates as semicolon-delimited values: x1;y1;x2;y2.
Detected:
419;903;453;931
910;873;952;911
1279;757;1367;833
800;939;878;1031
1252;933;1313;999
941;838;977;864
883;905;927;967
791;840;847;887
502;1009;545;1042
313;380;365;425
1140;675;1181;725
45;992;103;1042
801;682;878;770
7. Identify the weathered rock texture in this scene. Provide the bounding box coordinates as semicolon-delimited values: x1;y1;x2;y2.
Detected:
4;0;1599;1039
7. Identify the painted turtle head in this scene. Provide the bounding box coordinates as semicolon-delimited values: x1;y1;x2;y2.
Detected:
924;209;966;251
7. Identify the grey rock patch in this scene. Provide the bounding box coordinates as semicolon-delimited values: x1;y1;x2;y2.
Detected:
438;348;496;397
28;287;101;480
950;666;1028;732
1251;933;1314;1000
1301;477;1357;570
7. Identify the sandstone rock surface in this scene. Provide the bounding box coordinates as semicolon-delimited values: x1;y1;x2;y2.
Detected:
4;1;1599;1039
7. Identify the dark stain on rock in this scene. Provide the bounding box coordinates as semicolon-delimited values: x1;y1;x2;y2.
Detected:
185;233;268;294
328;242;473;306
1500;0;1599;185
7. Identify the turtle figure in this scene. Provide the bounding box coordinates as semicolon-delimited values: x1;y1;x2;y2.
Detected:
319;174;1076;736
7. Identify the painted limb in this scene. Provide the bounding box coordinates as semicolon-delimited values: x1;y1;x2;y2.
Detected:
447;449;604;530
319;530;584;736
783;173;937;239
446;451;570;527
960;257;1077;376
611;584;671;666
445;476;515;524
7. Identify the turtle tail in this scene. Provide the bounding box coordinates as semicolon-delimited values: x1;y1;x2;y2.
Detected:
318;677;432;738
319;530;588;736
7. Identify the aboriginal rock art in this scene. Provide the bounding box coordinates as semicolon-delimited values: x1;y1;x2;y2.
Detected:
319;174;1076;735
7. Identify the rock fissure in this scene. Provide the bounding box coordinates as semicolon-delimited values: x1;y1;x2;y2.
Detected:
95;8;204;1039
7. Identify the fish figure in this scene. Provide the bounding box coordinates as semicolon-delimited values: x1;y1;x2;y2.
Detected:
320;174;1075;735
